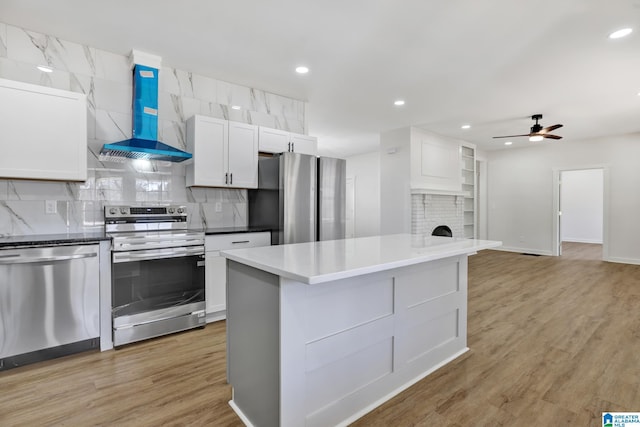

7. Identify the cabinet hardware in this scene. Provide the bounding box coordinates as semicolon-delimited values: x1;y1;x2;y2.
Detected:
231;240;250;244
225;173;228;184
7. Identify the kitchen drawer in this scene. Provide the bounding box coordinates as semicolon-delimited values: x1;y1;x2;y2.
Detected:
205;232;271;252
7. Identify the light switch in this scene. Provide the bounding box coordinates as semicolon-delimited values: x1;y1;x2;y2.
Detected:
215;202;222;212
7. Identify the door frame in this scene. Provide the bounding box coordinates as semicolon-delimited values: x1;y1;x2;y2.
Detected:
551;165;609;259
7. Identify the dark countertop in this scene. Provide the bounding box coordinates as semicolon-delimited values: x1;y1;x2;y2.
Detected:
0;232;110;249
0;227;272;248
203;226;272;235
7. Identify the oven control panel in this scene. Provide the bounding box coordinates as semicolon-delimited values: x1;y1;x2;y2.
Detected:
105;205;186;219
104;205;188;232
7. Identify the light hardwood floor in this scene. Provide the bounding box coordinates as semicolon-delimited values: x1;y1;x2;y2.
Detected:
1;243;638;426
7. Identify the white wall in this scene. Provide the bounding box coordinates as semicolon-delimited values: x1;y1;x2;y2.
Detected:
380;127;412;234
346;151;380;237
560;169;603;243
487;133;640;263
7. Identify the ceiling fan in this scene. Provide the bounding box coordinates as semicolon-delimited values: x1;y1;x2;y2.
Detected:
493;114;563;142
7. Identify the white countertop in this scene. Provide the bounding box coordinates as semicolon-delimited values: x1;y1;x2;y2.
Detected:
221;234;502;284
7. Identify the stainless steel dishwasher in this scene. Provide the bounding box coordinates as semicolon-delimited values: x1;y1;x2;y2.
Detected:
0;244;100;370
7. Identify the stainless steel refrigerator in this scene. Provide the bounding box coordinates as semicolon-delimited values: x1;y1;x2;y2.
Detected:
248;152;346;245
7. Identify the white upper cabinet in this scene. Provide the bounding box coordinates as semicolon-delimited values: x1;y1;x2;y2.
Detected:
186;116;227;187
289;133;318;155
0;78;87;181
258;126;317;155
227;121;259;188
258;127;290;154
186;115;258;188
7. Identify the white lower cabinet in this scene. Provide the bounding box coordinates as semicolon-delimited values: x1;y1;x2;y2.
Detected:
205;231;271;322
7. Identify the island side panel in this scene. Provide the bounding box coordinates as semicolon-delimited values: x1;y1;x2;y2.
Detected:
394;254;468;371
227;260;281;427
279;254;469;427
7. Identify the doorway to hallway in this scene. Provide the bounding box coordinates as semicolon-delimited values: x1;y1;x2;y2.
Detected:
553;167;606;259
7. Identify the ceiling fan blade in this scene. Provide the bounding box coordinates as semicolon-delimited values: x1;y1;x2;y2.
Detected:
492;134;531;139
539;124;563;134
542;134;562;140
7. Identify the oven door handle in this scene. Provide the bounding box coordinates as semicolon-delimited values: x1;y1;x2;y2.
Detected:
112;246;205;263
112;238;205;250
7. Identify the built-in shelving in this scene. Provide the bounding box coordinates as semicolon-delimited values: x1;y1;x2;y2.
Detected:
461;144;476;239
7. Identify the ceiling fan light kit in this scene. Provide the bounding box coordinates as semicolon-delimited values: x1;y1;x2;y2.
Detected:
493;114;563;142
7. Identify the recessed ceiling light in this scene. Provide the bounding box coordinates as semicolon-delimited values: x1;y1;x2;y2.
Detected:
231;105;241;110
394;100;405;106
461;124;471;129
504;141;513;146
295;66;309;74
609;28;633;39
37;65;53;73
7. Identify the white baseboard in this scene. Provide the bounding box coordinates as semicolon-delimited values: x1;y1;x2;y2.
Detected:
229;399;255;427
562;238;603;244
489;246;553;256
606;256;640;266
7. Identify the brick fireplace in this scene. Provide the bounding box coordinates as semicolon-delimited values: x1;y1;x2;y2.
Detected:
411;192;464;237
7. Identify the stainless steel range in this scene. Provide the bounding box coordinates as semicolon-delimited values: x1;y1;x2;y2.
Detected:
105;205;205;346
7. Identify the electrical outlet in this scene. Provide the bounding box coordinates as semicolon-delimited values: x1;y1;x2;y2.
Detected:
45;200;57;214
215;202;222;212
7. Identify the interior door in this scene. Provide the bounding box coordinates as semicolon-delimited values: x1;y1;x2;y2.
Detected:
558;172;563;256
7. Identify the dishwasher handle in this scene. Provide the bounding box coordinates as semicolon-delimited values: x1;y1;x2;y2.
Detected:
0;252;97;264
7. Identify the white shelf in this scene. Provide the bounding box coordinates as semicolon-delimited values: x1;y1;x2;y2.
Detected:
460;143;476;239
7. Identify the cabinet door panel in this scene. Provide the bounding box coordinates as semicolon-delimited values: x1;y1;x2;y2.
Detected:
186;116;227;187
290;133;318;156
228;122;258;188
0;79;87;181
258;127;290;153
205;254;227;314
205;231;271;321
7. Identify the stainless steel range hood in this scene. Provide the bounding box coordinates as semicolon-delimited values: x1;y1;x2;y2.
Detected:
99;51;192;163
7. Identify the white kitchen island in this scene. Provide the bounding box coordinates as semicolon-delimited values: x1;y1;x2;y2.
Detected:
221;234;501;427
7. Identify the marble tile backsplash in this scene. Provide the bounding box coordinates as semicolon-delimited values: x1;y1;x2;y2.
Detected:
0;21;307;237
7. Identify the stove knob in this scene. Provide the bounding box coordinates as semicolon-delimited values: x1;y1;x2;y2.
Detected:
168;207;175;214
109;207;117;215
177;207;184;214
120;207;128;215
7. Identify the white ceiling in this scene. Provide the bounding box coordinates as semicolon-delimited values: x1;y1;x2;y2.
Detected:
2;0;640;157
